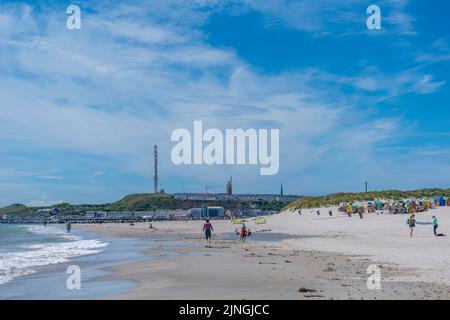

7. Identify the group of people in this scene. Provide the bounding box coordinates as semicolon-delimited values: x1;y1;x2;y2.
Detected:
389;200;432;215
339;199;445;216
202;219;251;243
407;214;444;238
235;224;252;242
300;203;445;238
309;209;334;217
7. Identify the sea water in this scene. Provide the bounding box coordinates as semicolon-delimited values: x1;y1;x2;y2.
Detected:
0;224;108;286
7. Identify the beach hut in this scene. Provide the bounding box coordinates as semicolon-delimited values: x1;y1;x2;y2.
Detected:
435;196;446;207
375;200;383;210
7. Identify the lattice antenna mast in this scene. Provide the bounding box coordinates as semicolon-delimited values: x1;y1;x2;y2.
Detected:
154;145;158;193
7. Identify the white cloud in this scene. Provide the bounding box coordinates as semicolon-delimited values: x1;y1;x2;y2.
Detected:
240;0;416;35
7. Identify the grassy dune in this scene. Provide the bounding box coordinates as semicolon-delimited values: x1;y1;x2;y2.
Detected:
0;193;287;216
284;188;450;210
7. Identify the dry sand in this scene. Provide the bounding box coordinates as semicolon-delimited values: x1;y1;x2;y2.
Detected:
77;207;450;300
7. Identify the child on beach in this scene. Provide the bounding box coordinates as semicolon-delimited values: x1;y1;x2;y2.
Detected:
240;224;247;242
409;214;416;237
66;221;72;233
203;219;213;243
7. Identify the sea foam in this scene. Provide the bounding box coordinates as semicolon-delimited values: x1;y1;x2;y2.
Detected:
0;225;108;285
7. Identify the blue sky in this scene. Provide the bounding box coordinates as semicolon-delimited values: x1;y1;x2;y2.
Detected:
0;0;450;206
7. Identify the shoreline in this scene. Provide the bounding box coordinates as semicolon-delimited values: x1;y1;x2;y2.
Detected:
0;225;142;300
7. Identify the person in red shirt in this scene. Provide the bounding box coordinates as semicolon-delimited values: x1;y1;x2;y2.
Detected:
240;224;247;242
203;219;213;243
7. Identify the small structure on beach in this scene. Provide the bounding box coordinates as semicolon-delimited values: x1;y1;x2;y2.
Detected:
188;206;225;219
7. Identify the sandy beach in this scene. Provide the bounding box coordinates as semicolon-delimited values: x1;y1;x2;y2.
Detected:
77;206;450;300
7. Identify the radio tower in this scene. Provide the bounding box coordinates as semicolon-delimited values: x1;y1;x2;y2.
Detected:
154;145;158;194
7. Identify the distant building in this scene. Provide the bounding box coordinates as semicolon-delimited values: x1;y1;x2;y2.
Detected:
86;211;108;219
189;206;224;219
107;212;134;219
207;206;225;218
175;193;217;201
189;208;202;219
134;212;154;218
85;211;96;219
174;193;298;203
153;209;189;220
95;211;108;218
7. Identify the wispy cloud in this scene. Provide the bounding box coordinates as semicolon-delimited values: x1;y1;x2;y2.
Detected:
36;175;65;180
240;0;416;36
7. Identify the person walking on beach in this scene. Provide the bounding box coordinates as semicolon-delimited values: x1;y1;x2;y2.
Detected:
240;224;247;242
328;210;333;217
432;216;439;236
203;219;213;243
66;221;72;233
346;204;353;217
409;214;416;237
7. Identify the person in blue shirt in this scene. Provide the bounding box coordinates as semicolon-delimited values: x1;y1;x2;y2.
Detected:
432;216;439;236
